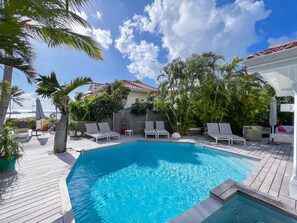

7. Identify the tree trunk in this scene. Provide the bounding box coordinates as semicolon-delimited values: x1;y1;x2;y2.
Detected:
0;65;13;131
8;101;12;118
54;113;69;153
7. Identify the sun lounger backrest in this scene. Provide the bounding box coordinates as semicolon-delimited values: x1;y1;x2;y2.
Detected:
207;123;220;134
99;122;111;132
219;123;233;135
145;121;154;130
155;121;165;130
85;123;99;134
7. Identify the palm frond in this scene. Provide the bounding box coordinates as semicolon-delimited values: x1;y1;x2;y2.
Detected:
11;85;25;107
67;0;90;10
36;72;62;98
0;54;36;82
11;86;25;97
28;26;103;60
45;9;92;29
63;77;92;95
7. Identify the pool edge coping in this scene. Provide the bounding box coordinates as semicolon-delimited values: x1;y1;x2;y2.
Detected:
59;173;75;223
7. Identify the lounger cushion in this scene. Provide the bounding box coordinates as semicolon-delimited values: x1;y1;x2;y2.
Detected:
277;126;286;132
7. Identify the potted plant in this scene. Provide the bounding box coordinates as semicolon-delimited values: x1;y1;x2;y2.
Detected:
42;119;49;131
0;124;23;171
68;120;76;137
28;119;36;130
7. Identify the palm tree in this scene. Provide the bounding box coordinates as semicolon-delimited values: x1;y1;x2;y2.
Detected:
36;72;91;153
8;86;25;118
0;0;103;130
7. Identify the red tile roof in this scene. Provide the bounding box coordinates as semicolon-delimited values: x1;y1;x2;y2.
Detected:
122;80;157;92
89;80;157;93
247;41;297;59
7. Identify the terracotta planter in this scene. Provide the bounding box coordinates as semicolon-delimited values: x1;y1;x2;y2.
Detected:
43;125;49;131
31;125;36;131
0;156;17;172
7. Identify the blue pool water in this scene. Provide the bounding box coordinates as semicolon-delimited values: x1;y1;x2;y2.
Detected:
203;194;297;223
67;142;258;223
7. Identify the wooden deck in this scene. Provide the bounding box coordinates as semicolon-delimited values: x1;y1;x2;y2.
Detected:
0;133;296;222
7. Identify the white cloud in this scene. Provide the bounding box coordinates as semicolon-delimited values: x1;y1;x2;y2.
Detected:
92;29;112;49
267;32;297;47
95;11;103;20
143;0;271;59
115;20;162;80
73;10;112;49
115;0;270;80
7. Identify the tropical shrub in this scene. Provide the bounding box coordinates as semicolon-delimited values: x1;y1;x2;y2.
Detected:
130;98;152;116
70;96;95;121
0;123;23;162
154;52;274;134
70;80;130;121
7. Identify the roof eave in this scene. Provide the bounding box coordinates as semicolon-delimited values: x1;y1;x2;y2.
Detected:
245;47;297;73
130;89;153;93
245;47;297;97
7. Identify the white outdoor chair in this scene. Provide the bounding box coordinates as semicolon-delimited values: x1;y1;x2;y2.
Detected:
98;122;120;140
219;123;246;145
84;123;110;142
206;123;231;145
144;121;157;138
155;121;169;138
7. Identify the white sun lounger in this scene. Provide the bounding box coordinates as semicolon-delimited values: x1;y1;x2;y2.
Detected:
206;123;231;145
84;123;110;142
144;121;157;138
155;121;169;138
219;123;246;145
98;122;120;140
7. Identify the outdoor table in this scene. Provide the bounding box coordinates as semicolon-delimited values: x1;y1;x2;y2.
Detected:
125;130;133;136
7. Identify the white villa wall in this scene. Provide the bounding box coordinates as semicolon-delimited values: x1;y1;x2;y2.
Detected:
125;91;148;108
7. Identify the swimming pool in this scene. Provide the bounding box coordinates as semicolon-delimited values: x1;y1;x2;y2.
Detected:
66;141;258;222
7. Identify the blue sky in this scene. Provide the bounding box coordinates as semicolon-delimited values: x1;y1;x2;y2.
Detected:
9;0;297;110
